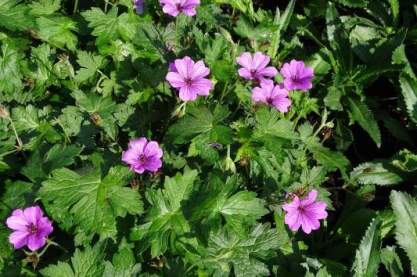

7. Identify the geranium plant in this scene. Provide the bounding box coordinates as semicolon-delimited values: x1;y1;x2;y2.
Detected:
1;0;417;276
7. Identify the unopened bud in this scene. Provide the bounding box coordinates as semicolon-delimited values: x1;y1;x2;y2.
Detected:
0;105;10;119
326;121;334;129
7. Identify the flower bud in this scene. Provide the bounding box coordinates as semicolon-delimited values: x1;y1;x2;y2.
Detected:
0;105;10;119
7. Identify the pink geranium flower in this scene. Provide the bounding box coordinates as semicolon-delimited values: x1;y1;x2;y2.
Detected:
133;0;144;14
237;52;278;83
282;190;327;234
122;137;163;174
159;0;200;17
6;206;53;251
280;60;314;91
252;80;291;113
166;56;213;102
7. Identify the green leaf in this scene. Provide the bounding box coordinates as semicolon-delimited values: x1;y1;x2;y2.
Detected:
381;246;403;277
347;97;381;147
324;87;343;111
254;107;298;141
41;243;106;277
104;239;142;277
0;42;23;99
199;224;282;277
392;44;417;123
335;0;368;8
211;60;235;82
267;0;295;58
82;7;121;46
166;105;230;145
308;145;350;178
233;17;272;41
0;0;35;32
399;74;417;124
103;262;141;277
388;0;399;24
57;106;84;137
44;144;82;172
221;190;267;219
132;169;198;257
21;144;82;182
30;0;61;16
29;44;58;94
352;217;382;277
71;90;119;139
390;191;417;275
74;51;107;84
351;162;402;186
36;16;78;51
0;180;34;220
40;166;143;244
11;105;40;132
189;175;267;228
326;2;352;71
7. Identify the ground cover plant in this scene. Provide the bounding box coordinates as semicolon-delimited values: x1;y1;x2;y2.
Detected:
1;0;417;276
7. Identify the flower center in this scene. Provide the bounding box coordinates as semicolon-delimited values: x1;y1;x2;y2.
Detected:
27;223;38;234
266;98;274;105
138;154;148;164
184;78;192;86
291;74;300;82
176;3;183;12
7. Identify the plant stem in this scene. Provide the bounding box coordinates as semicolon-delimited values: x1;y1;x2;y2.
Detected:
104;0;109;13
8;118;23;151
73;0;79;14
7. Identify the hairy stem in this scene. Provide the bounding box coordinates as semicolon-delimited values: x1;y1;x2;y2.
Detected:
73;0;79;14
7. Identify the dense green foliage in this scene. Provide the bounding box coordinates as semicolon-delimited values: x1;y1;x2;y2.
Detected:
1;0;417;276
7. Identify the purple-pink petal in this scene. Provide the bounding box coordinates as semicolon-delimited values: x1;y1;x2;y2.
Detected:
144;157;163;172
133;0;144;14
272;97;291;113
191;61;210;79
251;87;267;103
129;138;147;153
282;190;328;234
166;72;185;88
166;56;212;102
27;234;45;251
122;137;163;174
9;231;28;249
280;59;314;91
237;52;278;82
253;52;270;70
169;62;177;72
301;190;318;206
160;0;199;17
6;205;53;251
182;7;197;16
179;86;197;101
144;141;164;158
236;52;252;68
238;68;253;80
23;206;42;225
251;80;291;113
6;214;28;231
190;78;212;95
257;66;278;78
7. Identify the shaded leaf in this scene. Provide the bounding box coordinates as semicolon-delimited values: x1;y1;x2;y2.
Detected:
347;97;381;147
390;191;417;275
351;162;402;186
352;217;382;277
